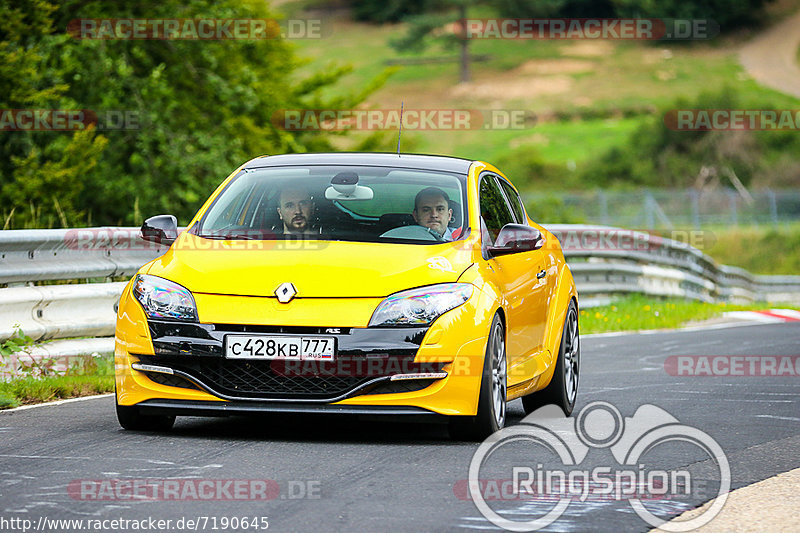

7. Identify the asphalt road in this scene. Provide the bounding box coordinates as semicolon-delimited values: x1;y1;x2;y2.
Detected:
1;322;798;533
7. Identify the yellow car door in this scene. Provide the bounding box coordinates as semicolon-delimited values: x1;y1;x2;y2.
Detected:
478;173;549;387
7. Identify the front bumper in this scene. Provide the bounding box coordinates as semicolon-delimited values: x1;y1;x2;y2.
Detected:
115;284;498;416
137;399;442;418
131;322;445;402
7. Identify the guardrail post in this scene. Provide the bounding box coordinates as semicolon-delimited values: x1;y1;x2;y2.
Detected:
728;190;739;226
689;190;701;229
767;188;778;225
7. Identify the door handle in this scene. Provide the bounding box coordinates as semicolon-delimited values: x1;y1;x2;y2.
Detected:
537;269;546;279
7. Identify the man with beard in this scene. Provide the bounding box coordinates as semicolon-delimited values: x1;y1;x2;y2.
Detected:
277;186;317;236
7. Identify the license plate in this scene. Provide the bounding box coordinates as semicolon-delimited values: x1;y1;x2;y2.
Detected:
225;335;335;360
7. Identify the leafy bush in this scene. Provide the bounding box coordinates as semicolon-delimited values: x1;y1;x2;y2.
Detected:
352;0;433;22
0;0;372;228
492;0;768;29
577;87;800;189
0;326;34;359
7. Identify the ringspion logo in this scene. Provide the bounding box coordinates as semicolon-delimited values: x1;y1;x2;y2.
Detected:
467;403;730;531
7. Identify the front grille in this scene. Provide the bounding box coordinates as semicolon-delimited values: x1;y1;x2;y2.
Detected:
135;355;443;401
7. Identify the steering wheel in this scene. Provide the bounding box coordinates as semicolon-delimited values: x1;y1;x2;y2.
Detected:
379;225;443;241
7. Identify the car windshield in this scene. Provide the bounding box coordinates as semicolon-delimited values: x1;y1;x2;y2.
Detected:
196;165;468;244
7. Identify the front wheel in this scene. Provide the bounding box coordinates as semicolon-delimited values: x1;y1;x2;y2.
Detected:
449;314;507;440
522;300;580;416
115;387;175;431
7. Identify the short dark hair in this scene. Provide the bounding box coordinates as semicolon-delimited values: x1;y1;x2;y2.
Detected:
414;187;450;211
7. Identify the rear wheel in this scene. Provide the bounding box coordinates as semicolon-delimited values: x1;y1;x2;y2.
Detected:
522;300;579;416
115;388;175;431
449;314;507;440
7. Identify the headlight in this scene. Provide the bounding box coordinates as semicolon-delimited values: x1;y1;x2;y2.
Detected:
132;274;198;321
368;283;473;327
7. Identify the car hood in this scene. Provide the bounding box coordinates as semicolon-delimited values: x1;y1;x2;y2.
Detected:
145;233;476;298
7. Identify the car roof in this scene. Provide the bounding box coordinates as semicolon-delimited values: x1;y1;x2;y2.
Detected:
243;153;474;175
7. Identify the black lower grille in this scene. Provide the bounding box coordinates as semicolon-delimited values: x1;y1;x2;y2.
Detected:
143;371;199;390
363;379;437;395
135;355;443;400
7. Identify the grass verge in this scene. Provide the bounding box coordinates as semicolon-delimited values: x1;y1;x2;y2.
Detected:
580;294;798;334
0;375;113;409
290;15;800;166
702;223;800;275
0;356;114;410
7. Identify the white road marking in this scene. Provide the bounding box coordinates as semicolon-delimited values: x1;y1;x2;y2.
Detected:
755;415;800;422
0;394;113;413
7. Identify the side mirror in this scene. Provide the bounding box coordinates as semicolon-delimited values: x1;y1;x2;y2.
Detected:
140;215;179;246
487;224;544;257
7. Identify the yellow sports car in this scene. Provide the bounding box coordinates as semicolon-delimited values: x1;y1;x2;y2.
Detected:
115;153;579;439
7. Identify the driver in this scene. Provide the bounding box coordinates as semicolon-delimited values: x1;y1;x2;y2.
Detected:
412;187;454;242
277;186;317;235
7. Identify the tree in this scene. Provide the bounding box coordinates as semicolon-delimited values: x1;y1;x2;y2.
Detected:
351;0;433;23
390;0;477;83
0;0;376;228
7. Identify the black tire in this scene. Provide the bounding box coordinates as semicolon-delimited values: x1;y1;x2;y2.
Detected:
116;392;175;431
449;314;507;441
522;300;579;416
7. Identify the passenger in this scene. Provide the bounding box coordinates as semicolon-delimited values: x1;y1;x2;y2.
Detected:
412;187;454;241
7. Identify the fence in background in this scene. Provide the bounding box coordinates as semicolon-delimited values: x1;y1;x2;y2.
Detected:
530;189;800;228
1;225;799;357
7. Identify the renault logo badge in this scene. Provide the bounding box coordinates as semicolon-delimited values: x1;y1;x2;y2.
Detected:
274;282;297;303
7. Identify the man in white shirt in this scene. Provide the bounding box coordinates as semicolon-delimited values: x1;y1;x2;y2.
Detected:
412;187;454;242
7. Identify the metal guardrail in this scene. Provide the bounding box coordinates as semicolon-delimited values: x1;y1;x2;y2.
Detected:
1;225;799;348
0;227;166;285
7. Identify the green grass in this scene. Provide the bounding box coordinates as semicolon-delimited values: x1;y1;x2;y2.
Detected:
698;223;800;275
289;13;800;166
580;294;797;334
391;116;642;168
0;355;114;409
0;375;114;409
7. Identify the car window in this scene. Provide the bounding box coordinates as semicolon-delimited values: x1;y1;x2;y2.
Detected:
197;166;467;244
479;174;515;245
499;179;526;224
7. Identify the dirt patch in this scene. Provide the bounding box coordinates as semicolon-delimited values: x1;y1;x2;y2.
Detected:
641;48;674;65
516;59;595;75
450;75;573;101
561;41;614;57
509;133;550;149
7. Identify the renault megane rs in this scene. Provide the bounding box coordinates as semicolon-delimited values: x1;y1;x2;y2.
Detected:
114;153;580;439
